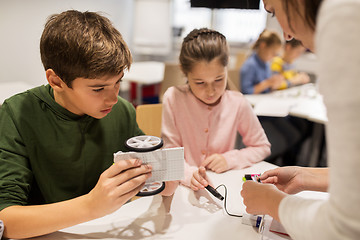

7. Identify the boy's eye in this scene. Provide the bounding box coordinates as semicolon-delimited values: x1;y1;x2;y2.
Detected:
215;78;223;82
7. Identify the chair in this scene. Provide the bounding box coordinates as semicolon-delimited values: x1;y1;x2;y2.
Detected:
136;103;163;137
227;68;241;91
159;62;185;103
234;51;249;69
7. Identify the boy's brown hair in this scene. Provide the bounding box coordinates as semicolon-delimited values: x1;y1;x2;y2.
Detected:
40;10;132;87
286;39;303;48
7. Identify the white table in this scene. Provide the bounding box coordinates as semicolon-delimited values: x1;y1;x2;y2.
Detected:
0;81;35;106
122;61;165;105
24;161;328;240
244;83;327;124
245;84;327;167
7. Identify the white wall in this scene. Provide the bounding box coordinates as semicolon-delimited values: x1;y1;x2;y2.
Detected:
0;0;133;86
132;0;172;56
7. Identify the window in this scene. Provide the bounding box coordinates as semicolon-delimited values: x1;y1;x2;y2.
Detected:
173;0;267;44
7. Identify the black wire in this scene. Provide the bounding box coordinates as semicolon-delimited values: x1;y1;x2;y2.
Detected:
216;184;243;218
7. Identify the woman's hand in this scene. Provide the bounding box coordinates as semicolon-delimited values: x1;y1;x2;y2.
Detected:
260;166;329;194
241;181;286;221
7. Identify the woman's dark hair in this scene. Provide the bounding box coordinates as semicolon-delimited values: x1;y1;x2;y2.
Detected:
283;0;322;31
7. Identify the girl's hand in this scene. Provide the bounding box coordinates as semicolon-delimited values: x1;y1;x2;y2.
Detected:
85;159;152;218
190;166;209;191
201;153;228;173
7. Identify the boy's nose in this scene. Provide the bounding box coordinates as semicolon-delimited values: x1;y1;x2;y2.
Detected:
105;90;119;105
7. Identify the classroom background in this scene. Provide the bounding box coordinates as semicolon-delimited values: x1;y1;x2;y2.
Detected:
0;0;325;167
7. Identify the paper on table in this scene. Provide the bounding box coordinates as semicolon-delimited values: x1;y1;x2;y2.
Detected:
253;98;294;117
114;147;184;183
269;219;290;237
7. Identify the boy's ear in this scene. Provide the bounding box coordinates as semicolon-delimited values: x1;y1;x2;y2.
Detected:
46;69;66;91
259;41;266;49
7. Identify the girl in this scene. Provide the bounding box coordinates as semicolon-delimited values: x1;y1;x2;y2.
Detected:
240;30;285;94
161;28;271;191
241;0;360;239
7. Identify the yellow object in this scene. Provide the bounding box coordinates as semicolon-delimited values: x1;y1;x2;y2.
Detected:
271;56;297;81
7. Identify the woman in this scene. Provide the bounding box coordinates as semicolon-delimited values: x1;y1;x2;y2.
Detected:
241;0;360;239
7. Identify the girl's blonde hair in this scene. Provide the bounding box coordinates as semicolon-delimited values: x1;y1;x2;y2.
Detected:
179;28;229;75
252;30;282;50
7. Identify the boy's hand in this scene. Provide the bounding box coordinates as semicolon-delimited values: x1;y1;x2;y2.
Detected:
201;153;228;173
269;74;285;90
85;159;152;218
190;167;209;191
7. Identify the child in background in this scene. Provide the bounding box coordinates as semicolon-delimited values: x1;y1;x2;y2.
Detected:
240;30;305;165
0;10;156;239
161;28;271;191
271;39;310;89
240;30;284;94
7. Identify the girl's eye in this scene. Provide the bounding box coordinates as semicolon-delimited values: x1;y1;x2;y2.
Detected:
195;82;204;85
93;88;104;92
215;78;223;82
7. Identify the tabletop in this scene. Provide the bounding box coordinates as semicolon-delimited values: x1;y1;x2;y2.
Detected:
23;161;329;240
122;61;165;85
244;83;328;124
25;162;276;240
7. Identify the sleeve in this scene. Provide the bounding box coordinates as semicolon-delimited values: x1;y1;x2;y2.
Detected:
0;102;33;211
279;2;360;239
161;89;197;187
240;63;256;94
222;99;271;169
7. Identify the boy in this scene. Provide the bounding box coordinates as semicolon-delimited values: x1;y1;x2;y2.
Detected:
0;10;153;238
271;39;310;89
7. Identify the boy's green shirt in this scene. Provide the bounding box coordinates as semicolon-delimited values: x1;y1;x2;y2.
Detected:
0;84;143;211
